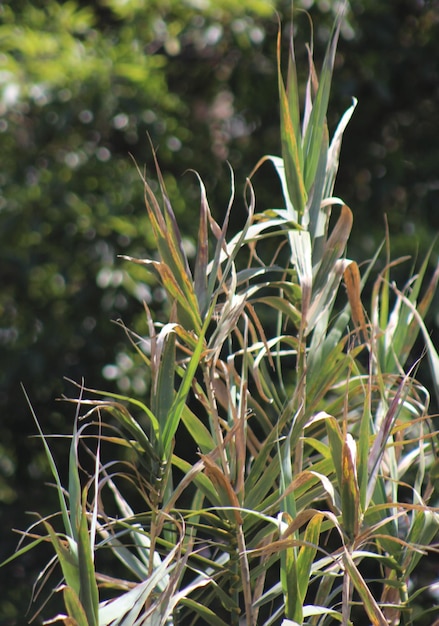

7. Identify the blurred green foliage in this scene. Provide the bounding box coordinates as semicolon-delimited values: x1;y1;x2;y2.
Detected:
0;0;438;622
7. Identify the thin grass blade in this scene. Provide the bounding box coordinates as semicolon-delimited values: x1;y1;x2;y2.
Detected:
343;550;389;625
77;493;99;626
277;27;306;221
63;585;90;626
22;385;73;538
302;18;341;192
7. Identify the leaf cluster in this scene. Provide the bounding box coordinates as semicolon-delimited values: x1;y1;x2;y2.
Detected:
3;5;439;626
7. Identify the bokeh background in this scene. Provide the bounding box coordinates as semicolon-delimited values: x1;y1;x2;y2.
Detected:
1;0;438;622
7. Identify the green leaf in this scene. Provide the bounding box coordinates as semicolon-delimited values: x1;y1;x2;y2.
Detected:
22;385;73;538
68;410;82;545
296;513;323;601
307;122;329;254
42;521;80;598
161;319;208;456
302;19;341;192
340;434;360;540
69;382;160;441
192;172;210;317
357;392;372;512
180;598;231;626
77;494;99;626
180;404;215;454
277;27;306;221
325;416;343;494
278;434;300;620
403;510;439;577
152;325;176;434
343;551;388;625
171;456;221;507
63;586;90;626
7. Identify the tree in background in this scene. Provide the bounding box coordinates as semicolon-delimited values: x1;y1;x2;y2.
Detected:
1;0;438;622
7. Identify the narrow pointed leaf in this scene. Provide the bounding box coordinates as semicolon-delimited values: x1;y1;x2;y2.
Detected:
161;322;207;456
42;521;80;597
297;513;323;601
63;586;89;626
180;404;215;454
343;551;388;625
341;434;360;540
307;122;329;249
180;599;230;626
277;28;306;221
324;97;357;198
193;173;210;317
357;392;372;512
286;18;301;144
313;203;353;294
303;18;341;191
152;327;176;433
22;385;72;538
77;496;98;626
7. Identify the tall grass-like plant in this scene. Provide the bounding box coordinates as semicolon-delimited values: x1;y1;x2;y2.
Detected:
4;6;439;626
